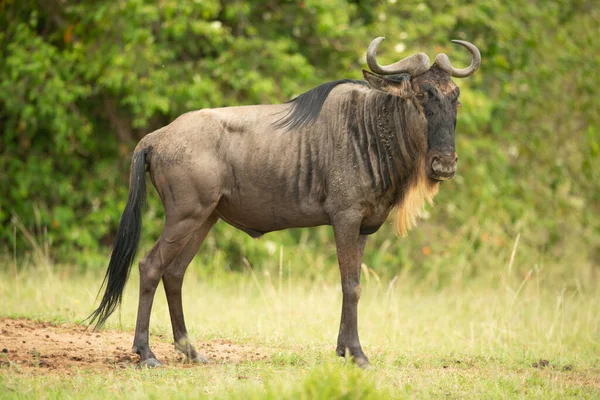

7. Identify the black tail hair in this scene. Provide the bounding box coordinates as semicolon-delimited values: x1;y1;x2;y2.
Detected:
87;149;147;329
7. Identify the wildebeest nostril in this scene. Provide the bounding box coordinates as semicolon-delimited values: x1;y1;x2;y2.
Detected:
440;152;458;162
431;157;457;175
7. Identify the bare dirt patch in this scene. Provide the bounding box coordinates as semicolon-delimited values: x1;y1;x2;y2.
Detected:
0;318;268;374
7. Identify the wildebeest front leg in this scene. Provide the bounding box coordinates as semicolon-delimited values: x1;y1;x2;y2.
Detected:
162;213;218;363
332;215;370;368
336;234;367;359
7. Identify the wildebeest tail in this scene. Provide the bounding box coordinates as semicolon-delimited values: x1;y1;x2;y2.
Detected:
87;149;147;329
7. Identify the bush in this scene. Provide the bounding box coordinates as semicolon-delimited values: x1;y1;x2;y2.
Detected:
1;1;598;284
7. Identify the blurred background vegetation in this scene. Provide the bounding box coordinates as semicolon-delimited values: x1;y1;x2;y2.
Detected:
1;0;598;287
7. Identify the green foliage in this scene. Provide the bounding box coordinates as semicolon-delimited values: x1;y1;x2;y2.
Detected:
1;1;598;282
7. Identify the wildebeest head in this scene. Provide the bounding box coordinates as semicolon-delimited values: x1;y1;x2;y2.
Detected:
362;38;481;181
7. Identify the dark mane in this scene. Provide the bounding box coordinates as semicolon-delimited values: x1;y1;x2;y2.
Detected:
274;79;368;130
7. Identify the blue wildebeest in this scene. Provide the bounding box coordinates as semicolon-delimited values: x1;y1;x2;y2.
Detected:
89;37;481;368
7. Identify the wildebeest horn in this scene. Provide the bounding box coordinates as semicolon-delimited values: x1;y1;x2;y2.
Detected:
367;37;430;76
433;40;481;78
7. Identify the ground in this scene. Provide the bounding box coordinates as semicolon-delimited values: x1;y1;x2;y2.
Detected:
0;318;267;374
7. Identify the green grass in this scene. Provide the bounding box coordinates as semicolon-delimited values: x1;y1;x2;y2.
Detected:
1;253;599;399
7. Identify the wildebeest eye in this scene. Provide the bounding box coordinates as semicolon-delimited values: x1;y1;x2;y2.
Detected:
456;101;463;108
415;92;428;102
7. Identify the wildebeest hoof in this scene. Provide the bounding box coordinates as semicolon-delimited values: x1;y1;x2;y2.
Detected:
139;358;163;368
190;353;208;364
353;356;371;369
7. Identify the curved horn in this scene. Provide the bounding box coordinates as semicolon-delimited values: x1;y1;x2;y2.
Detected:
366;37;430;76
433;40;481;78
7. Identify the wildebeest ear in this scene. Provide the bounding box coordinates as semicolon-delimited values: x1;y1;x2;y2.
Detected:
362;70;389;92
362;70;412;98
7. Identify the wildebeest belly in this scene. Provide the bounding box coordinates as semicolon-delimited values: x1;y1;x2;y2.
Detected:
216;190;330;237
216;180;395;237
215;122;332;235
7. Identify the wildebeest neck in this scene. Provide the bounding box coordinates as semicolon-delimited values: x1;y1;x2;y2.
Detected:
342;88;428;201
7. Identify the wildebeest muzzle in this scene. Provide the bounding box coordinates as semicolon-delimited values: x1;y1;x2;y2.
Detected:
427;151;458;181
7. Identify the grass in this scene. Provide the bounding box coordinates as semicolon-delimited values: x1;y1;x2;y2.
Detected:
0;245;599;399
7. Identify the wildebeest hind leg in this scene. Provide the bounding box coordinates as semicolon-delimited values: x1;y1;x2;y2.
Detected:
162;212;219;363
132;210;215;367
